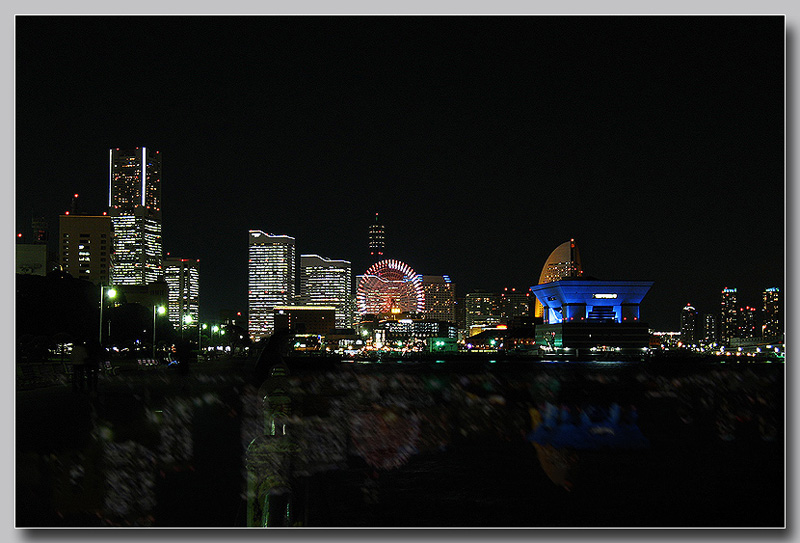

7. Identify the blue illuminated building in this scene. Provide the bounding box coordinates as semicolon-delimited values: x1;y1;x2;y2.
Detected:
529;278;654;354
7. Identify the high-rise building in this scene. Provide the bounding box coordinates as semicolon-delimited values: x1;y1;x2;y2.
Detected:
737;306;758;339
108;147;163;285
499;287;531;322
59;213;113;285
534;239;583;319
248;231;296;340
299;254;352;329
720;287;738;344
702;313;718;345
680;304;698;347
421;275;456;323
465;291;503;332
762;287;782;340
368;213;385;260
164;258;200;334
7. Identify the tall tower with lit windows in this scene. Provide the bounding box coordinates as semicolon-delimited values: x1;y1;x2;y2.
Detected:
720;287;738;344
164;258;200;334
108;147;163;285
680;304;698;347
368;213;385;261
762;287;782;341
248;231;296;340
300;254;353;328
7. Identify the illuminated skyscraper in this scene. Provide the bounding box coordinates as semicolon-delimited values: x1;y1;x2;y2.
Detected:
108;147;163;285
720;287;738;344
465;291;503;332
737;306;758;339
368;213;385;260
164;258;200;334
533;239;583;319
421;275;456;323
299;254;352;328
762;287;782;340
59;213;113;285
680;304;698;347
248;231;296;340
499;287;531;321
703;313;718;345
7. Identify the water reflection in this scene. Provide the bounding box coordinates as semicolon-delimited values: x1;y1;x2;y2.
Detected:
243;361;783;526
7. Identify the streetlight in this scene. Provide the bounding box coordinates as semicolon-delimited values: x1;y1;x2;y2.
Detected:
182;314;193;340
153;305;166;357
99;285;117;345
199;323;208;357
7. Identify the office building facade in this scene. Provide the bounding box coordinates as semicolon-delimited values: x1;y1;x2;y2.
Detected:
737;306;758;340
108;147;163;285
465;291;503;332
368;212;385;260
300;254;353;329
702;313;718;345
679;304;698;347
248;231;296;340
762;287;782;340
421;275;456;323
720;287;738;344
58;214;113;285
164;258;200;334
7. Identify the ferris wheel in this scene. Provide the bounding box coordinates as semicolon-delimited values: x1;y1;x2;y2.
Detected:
356;259;425;316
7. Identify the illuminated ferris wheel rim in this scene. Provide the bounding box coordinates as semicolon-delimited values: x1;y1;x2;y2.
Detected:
356;259;425;314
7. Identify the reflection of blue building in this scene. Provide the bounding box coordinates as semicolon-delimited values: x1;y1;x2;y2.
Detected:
529;279;654;353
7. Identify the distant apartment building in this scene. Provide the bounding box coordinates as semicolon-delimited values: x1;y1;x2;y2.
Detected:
421;275;456;323
679;304;698;347
465;291;503;333
720;287;738;344
248;231;296;340
299;254;352;328
499;287;531;321
737;306;758;340
702;313;718;345
164;258;200;333
58;213;113;285
762;287;782;340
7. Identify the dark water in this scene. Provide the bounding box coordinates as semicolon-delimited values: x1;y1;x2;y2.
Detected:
245;359;784;528
16;358;785;528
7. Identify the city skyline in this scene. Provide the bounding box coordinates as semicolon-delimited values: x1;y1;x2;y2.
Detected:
14;16;785;330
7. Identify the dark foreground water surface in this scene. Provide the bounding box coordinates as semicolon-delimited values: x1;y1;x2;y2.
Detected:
16;357;785;528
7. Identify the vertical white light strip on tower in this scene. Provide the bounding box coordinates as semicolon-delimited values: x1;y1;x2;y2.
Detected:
141;147;147;206
108;149;113;208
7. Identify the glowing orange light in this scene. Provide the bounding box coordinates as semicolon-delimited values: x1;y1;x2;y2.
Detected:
17;233;22;238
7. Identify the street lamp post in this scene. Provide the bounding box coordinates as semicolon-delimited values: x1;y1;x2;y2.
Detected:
99;285;117;345
199;323;208;359
183;314;193;342
153;305;166;357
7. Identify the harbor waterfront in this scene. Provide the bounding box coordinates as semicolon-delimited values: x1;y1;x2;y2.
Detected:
16;353;784;528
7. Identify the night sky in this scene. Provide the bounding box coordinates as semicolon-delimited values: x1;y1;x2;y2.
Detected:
14;15;785;331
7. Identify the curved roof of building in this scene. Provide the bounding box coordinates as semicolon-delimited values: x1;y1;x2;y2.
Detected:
538;239;582;285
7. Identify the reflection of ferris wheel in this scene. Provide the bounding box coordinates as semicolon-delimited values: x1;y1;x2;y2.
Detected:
356;259;425;315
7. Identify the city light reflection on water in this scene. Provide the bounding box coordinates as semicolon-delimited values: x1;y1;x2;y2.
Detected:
17;359;784;528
